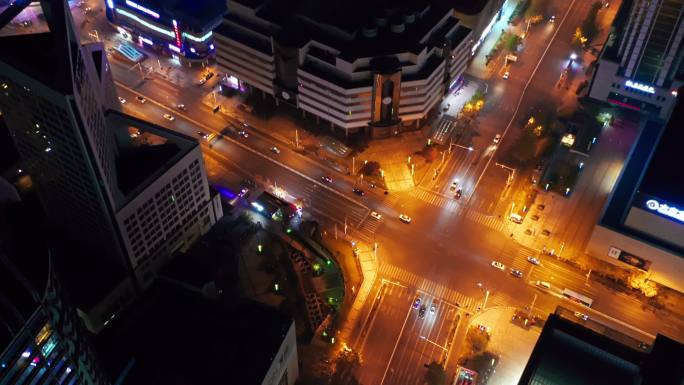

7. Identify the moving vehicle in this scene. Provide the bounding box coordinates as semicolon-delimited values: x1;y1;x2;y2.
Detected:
455;188;462;200
450;180;459;192
321;176;333;183
430;304;436;314
503;71;510;80
136;96;146;103
237;130;248;138
527;256;540;265
399;214;412;223
574;311;589;321
352;188;365;196
413;297;421;309
418;305;427;318
477;324;490;333
536;281;551;290
370;211;382;220
510;269;523;278
563;289;593;307
491;261;505;271
493;134;502;143
270;146;281;154
549;15;556;23
163;113;175;121
118;97;126;104
541;229;551;237
197;131;208;139
509;213;523;224
176;104;186;110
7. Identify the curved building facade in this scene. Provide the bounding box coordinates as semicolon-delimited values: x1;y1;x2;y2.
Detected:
215;0;472;138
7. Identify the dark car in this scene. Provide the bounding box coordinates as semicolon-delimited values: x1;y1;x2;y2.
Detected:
510;269;523;278
352;188;365;196
455;188;462;200
418;305;426;318
413;297;421;309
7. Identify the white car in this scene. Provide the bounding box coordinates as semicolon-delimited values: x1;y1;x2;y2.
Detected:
536;281;551;289
493;134;502;144
503;71;510;80
399;214;411;223
270;146;281;154
163;113;175;121
118;97;127;104
527;256;541;265
370;211;382;220
491;261;505;271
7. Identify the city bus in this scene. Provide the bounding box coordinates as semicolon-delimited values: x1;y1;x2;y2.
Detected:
562;288;593;308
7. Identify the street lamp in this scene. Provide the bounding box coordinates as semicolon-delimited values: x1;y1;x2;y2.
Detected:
570;52;577;61
476;282;490;310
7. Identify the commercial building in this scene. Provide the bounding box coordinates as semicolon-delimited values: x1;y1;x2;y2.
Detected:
518;311;684;385
588;0;684;120
452;0;507;55
104;0;225;64
0;0;221;331
95;281;299;385
587;97;684;293
0;197;111;385
214;0;472;138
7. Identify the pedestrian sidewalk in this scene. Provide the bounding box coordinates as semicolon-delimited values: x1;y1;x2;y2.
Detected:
336;235;378;350
461;307;540;385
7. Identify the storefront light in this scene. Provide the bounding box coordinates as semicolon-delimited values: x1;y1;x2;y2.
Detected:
116;9;174;37
182;31;212;43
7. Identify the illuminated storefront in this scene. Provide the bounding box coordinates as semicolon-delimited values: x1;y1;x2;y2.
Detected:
105;0;225;63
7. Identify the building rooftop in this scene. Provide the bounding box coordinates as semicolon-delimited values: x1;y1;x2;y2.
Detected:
107;110;199;210
231;0;468;62
599;96;684;255
112;0;226;31
95;281;293;385
518;313;684;385
0;1;77;94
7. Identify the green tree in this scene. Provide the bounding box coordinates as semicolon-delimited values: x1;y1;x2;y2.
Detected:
580;2;602;42
424;361;446;385
525;0;549;18
510;129;538;166
465;326;491;355
330;350;362;385
359;160;381;177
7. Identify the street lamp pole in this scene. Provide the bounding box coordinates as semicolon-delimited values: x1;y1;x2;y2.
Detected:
483;290;490;310
295;129;299;149
527;293;537;319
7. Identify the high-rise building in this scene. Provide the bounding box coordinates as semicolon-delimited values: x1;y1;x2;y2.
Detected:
0;0;222;330
1;196;111;385
588;0;684;119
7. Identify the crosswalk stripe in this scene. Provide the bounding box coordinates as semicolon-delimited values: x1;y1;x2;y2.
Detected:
465;210;505;232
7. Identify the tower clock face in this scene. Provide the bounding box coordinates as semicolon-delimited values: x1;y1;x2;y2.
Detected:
281;91;290;100
382;97;392;105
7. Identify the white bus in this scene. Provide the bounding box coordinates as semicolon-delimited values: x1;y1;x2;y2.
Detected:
562;288;593;307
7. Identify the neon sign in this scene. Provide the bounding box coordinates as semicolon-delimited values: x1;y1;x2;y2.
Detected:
645;199;684;223
116;9;174;37
183;31;213;43
625;80;655;94
107;0;114;9
125;0;160;19
168;43;181;53
172;19;182;48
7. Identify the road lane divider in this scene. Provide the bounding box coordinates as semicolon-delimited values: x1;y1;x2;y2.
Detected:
115;81;370;215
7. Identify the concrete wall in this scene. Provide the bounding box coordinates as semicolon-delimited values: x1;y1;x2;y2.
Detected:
587;224;684;293
260;320;299;385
